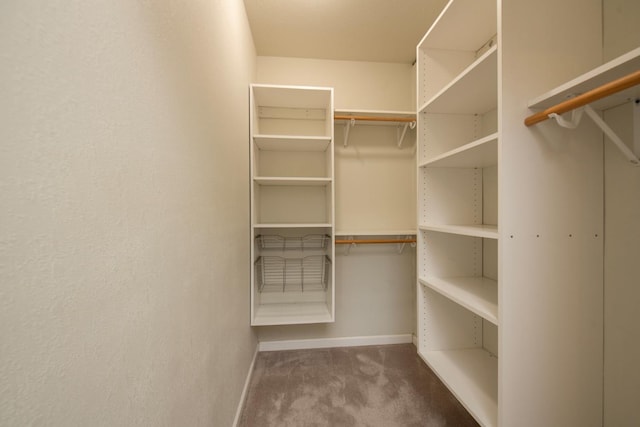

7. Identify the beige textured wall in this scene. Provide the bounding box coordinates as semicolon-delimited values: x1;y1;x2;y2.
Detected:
257;56;414;111
0;1;256;426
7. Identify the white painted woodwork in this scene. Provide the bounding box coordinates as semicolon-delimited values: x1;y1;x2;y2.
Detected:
417;0;605;426
250;84;336;326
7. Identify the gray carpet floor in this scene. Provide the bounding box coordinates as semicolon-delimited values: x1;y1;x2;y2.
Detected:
237;344;479;427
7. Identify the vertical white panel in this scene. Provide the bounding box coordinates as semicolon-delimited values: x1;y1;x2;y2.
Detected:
424;168;483;225
419;49;475;106
603;102;640;427
481;108;499;135
602;2;640;424
483;238;498;281
483;165;498;225
500;1;603;425
421;231;482;279
482;320;498;356
420;113;478;161
420;286;482;351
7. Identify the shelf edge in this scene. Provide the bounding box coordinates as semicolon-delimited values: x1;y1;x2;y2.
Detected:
418;224;499;239
419;132;499;168
421;45;498;114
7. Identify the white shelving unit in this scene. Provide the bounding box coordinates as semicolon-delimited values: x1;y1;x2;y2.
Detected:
416;0;498;426
250;84;335;326
416;1;608;425
419;276;497;325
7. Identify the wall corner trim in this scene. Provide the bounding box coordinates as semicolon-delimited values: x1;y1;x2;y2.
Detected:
232;345;260;427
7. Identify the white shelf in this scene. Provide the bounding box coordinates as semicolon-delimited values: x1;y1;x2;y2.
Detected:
420;348;498;427
253;135;331;151
528;47;640;112
252;302;333;326
252;84;333;109
254;177;332;186
420;133;498;168
334;109;416;127
335;229;416;237
254;223;333;229
419;276;498;325
418;0;497;51
334;109;415;116
419;45;497;114
419;223;498;239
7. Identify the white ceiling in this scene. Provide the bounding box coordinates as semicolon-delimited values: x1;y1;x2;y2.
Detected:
243;0;448;64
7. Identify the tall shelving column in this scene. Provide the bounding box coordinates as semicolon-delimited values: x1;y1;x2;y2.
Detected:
250;84;335;326
415;1;498;426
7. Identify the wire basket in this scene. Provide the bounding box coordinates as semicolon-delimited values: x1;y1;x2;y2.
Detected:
255;255;331;293
256;234;331;251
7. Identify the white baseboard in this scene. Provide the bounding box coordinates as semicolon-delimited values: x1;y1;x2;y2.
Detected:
232;344;259;427
258;334;414;352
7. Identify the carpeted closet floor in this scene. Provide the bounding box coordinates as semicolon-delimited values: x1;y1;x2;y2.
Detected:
237;344;479;427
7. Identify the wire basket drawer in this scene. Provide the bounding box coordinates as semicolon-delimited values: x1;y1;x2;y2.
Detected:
256;234;331;251
255;255;331;293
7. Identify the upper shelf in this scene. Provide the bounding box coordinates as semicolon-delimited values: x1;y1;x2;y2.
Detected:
418;0;497;51
334;109;416;126
419;45;497;115
528;47;640;111
335;230;417;237
252;84;332;110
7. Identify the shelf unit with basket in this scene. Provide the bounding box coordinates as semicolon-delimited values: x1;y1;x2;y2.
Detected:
250;84;336;326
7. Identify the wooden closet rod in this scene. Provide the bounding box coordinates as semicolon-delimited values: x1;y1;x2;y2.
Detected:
334;115;416;123
524;69;640;126
335;238;416;245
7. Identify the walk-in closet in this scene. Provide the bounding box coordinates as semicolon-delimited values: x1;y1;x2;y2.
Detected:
2;1;639;426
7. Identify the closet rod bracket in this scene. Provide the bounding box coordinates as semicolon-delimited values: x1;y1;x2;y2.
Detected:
396;235;416;254
549;104;640;166
343;236;356;255
343;118;355;147
397;121;417;148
